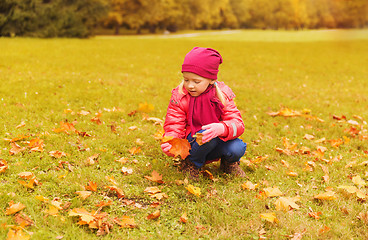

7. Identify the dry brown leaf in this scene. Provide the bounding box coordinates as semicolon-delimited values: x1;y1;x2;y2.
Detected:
14;213;34;226
95;201;113;208
49;150;67;158
308;211;322;220
193;132;204;145
105;186;124;198
9;142;26;155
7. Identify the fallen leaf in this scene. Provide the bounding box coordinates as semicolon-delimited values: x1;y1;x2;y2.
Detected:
180;212;188;223
150;192;168;200
185;184;201;197
128;146;141;155
44;204;60;216
314;191;337;200
49;150;67;158
105;186;124;198
29;138;44;152
14;213;34;226
263;186;283;197
35;195;49;202
241;181;257;190
138;102;154;113
9;142;26;155
337;185;366;199
75;191;92;200
0;159;8;173
95;201;112;208
85;154;99;165
275;196;300;211
121;167;133;175
201;170;214;180
7;228;30;240
85;181;97;192
18;178;35;189
144;186;161;194
91;117;102;125
147;209;160;220
69;208;95;223
352;175;366;187
308;211;322;220
144;170;163;184
6;202;26;215
260;212;278;223
114;216;138;228
318;225;331;235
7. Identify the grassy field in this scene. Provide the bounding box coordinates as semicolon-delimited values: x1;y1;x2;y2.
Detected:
0;30;368;239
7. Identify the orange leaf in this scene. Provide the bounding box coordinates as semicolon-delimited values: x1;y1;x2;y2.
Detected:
105;186;124;198
138;102;154;113
85;181;97;192
14;213;34;226
144;170;163;184
318;225;331;235
193;132;204;145
95;201;112;208
9;142;26;155
164;138;191;159
75;191;92;200
85;154;99;165
28;138;44;152
314;191;337;200
241;181;257;190
308;211;322;220
144;186;161;194
91;117;102;125
18;178;35;189
7;228;30;240
180;212;188;223
69;208;95;224
128;146;141;155
147;209;160;220
6;202;26;215
0;159;8;173
114;216;138;228
49;150;67;158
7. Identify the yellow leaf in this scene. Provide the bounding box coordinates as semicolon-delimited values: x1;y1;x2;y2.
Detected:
275;196;300;212
144;186;161;194
260;212;278;223
263;186;283;197
193;132;204;145
114;216;138;228
352;175;366;187
75;191;92;200
35;195;49;202
6;202;26;215
337;185;366;199
314;191;337;200
241;181;257;190
185;184;201;197
138;102;154;113
69;208;95;224
7;228;30;240
18;179;35;189
43;204;60;216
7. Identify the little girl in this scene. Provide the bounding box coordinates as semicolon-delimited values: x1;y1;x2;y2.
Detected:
161;47;247;179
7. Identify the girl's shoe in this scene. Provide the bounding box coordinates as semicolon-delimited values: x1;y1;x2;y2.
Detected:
180;158;200;180
220;160;247;178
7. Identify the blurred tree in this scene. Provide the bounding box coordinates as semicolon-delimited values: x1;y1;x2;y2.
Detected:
0;0;108;37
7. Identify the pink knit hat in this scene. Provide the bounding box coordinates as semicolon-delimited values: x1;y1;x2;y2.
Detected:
181;47;223;80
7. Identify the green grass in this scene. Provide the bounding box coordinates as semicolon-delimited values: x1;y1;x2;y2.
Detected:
0;29;368;239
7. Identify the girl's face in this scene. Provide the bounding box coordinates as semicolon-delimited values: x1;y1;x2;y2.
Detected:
183;72;214;97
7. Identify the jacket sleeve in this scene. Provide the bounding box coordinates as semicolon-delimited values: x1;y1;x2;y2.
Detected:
163;90;187;139
217;83;245;141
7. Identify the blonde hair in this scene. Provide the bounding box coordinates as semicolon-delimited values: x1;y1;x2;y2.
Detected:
178;80;226;105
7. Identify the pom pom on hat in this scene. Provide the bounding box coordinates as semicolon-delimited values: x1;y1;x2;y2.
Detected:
181;47;223;80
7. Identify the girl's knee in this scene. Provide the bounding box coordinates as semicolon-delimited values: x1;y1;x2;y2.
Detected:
225;140;247;161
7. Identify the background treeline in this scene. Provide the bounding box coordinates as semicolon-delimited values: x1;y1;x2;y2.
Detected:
1;0;367;38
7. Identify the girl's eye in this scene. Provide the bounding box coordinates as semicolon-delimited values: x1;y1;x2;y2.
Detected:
184;79;189;82
195;81;200;84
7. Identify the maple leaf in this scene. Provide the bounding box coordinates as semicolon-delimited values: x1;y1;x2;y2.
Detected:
150;192;168;200
4;134;29;143
14;213;34;226
91;116;102;125
147;209;160;220
128;146;141;155
144;170;163;184
85;154;99;165
308;211;322;220
49;150;67;158
75;191;92;200
263;186;283;198
275;196;300;211
35;195;49;202
7;228;30;240
114;216;138;228
337;186;366;199
53;121;77;134
185;184;201;197
85;181;97;192
162;138;191;159
44;204;61;216
69;208;95;224
352;175;366;187
6;202;26;215
193;132;204;145
9;142;26;155
318;225;331;235
314;191;337;200
28;138;44;152
144;186;161;194
259;212;278;223
180;212;188;223
0;159;8;173
138;102;154;113
153;129;165;140
105;186;124;198
95;201;112;208
241;181;257;190
18;178;35;189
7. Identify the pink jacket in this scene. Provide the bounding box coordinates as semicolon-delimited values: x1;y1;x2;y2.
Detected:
163;81;245;141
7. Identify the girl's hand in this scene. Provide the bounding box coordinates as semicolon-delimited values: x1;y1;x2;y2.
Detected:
161;142;174;157
201;123;225;143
